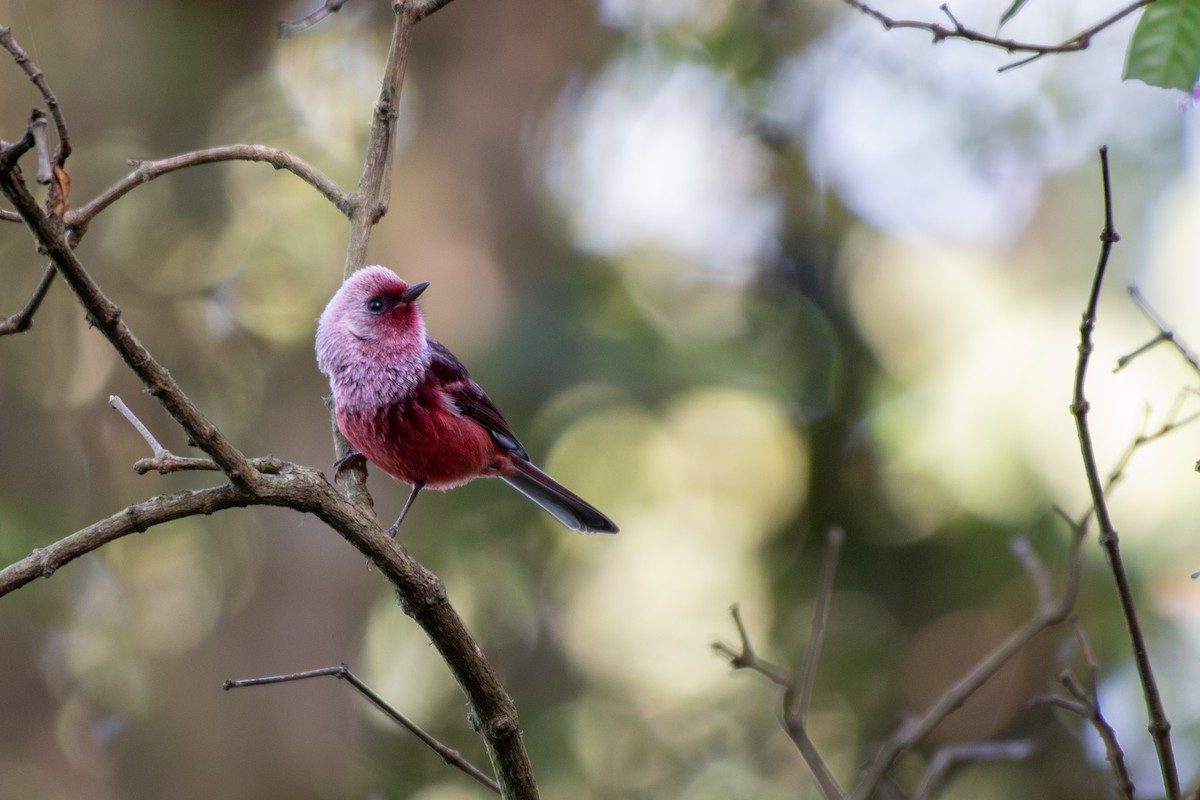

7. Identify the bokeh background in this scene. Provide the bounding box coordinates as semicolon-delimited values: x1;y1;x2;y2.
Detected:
2;0;1200;798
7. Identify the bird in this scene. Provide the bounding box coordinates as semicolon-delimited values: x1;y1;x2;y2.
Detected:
315;265;618;536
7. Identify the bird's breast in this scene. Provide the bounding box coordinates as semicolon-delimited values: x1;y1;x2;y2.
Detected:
337;384;507;490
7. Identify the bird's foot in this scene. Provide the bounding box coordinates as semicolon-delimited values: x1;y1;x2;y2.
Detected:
332;450;367;481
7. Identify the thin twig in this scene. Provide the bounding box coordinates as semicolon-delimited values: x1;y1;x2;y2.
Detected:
841;0;1155;73
788;526;844;724
1026;619;1135;799
109;395;167;456
414;0;460;22
0;263;55;336
110;394;293;475
909;741;1035;800
0;483;256;597
70;145;351;231
226;664;500;794
0;24;70;163
849;447;1089;799
1012;535;1053;610
1060;671;1135;800
1120;287;1200;375
278;0;358;38
1069;146;1179;799
714;603;845;800
0;121;260;490
712;604;791;687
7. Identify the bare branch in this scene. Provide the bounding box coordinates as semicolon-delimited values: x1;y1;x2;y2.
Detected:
69;145;351;231
841;0;1155;73
109;394;168;456
1069;146;1180;799
850;470;1089;799
0;483;255;597
910;741;1034;800
0;10;532;797
0;126;260;490
226;663;500;794
714;602;845;800
712;604;791;687
279;0;358;38
0;25;70;163
1011;535;1053;611
0;263;55;336
414;0;460;22
0;461;532;795
1119;287;1200;375
787;526;844;724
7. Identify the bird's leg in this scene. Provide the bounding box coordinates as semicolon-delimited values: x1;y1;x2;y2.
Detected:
387;480;424;537
332;449;367;481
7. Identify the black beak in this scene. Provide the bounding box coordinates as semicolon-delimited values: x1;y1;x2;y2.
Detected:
400;281;430;304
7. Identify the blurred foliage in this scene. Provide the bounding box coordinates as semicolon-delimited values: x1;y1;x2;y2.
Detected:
1124;0;1200;92
2;0;1200;798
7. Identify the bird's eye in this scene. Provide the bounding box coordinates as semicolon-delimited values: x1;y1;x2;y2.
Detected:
365;296;388;315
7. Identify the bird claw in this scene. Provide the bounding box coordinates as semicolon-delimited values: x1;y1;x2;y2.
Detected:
332;450;367;481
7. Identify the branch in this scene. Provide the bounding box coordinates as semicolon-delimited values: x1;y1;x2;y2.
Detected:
1;5;536;796
0;263;55;336
0;116;260;490
714;602;845;800
841;0;1155;72
715;529;848;800
343;0;419;272
909;741;1034;800
0;461;535;797
329;0;427;510
278;0;358;38
849;525;1085;800
0;483;255;597
0;25;70;163
1116;287;1200;376
1030;620;1133;800
787;526;844;724
69;144;351;231
226;664;500;794
1069;146;1179;799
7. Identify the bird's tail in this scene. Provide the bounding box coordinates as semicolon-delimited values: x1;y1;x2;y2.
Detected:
502;459;619;534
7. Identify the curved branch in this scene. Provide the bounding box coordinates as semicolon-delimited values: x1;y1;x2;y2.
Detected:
0;143;260;489
0;263;55;336
69;144;351;230
0;483;254;597
0;463;536;798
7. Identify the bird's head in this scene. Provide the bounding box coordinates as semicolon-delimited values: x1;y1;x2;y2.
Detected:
316;265;430;373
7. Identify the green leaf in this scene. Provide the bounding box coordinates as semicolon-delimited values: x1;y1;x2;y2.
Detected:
998;0;1032;30
1123;0;1200;92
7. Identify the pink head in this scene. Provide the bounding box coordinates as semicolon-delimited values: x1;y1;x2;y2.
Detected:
316;266;431;399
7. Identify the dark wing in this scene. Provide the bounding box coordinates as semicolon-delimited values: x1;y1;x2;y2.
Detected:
426;337;530;460
427;338;618;534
